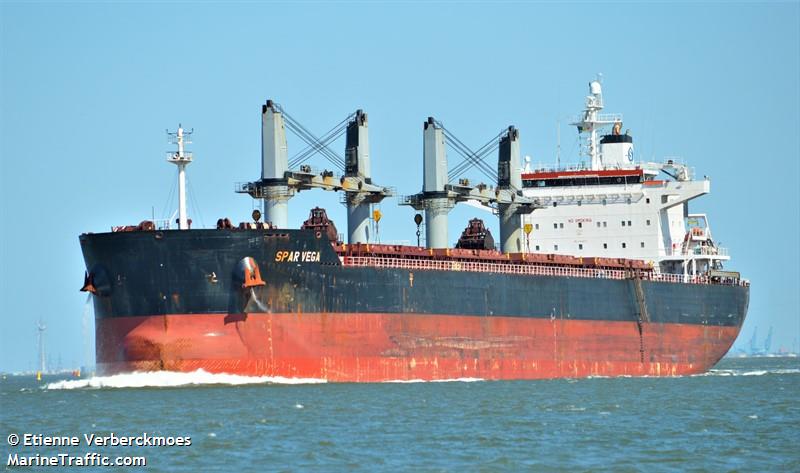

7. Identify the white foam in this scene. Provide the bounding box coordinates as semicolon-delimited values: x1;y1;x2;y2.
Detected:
700;368;800;377
44;369;326;390
772;369;800;374
740;370;769;376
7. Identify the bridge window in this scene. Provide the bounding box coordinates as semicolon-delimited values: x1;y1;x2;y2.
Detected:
646;219;651;226
522;175;643;188
622;243;627;249
603;243;608;249
641;242;645;248
578;244;583;250
578;222;583;228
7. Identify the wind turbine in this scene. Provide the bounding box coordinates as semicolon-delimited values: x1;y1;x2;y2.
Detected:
36;320;46;373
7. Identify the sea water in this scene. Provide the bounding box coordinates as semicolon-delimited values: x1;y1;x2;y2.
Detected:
1;357;798;472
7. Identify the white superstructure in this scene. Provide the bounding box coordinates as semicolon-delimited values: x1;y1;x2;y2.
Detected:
521;79;728;278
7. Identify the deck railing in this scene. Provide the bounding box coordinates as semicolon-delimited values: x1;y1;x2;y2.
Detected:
665;246;729;257
341;256;747;287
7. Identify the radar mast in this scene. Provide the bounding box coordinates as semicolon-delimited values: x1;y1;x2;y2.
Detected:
570;74;622;170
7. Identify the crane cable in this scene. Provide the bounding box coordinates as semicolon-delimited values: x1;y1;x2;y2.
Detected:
448;135;501;181
436;121;504;182
279;107;348;170
442;126;501;181
288;112;355;168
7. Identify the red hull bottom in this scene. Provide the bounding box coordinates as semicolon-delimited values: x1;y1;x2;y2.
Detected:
96;313;739;381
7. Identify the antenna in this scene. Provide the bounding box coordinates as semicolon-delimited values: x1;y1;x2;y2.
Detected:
166;125;194;230
556;118;561;169
36;320;46;373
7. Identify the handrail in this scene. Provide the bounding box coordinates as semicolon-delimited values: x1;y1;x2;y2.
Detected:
665;246;729;257
341;256;747;287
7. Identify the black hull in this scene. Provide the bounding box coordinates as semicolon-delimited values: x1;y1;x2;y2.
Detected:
79;229;748;328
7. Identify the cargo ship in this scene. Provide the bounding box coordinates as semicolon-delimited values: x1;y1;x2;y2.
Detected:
79;79;749;381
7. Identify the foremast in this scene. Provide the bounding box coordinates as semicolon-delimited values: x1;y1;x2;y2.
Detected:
166;125;193;230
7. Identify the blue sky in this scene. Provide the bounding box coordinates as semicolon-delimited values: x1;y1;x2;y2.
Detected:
1;2;798;372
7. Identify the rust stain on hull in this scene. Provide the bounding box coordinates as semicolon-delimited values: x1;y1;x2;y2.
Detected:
96;312;739;382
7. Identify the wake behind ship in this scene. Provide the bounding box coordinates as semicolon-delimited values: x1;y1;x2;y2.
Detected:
80;80;749;381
